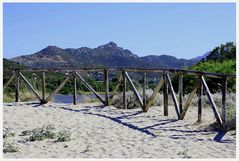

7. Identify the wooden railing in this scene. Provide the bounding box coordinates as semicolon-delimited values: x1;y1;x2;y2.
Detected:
3;68;236;131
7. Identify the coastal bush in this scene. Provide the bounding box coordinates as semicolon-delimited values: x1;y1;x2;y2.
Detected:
3;141;19;153
55;130;71;142
21;124;72;142
3;128;15;138
111;89;163;109
26;124;56;141
3;90;38;103
177;149;192;158
82;95;100;103
111;90;236;128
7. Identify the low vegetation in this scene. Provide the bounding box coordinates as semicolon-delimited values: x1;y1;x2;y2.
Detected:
55;130;71;142
3;128;15;138
3;127;18;153
112;89;236;130
177;149;192;158
3;141;19;153
20;124;72;142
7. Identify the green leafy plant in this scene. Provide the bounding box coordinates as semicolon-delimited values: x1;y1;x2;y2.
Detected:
177;149;192;158
3;141;19;153
3;128;15;138
55;130;71;142
24;124;56;142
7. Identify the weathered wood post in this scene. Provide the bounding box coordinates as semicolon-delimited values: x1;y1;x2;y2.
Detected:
200;76;223;128
72;71;77;105
15;70;20;102
104;69;109;106
166;73;180;119
41;71;46;103
3;72;15;89
122;70;127;109
197;75;203;123
222;76;228;131
163;71;168;116
143;72;147;111
178;73;183;114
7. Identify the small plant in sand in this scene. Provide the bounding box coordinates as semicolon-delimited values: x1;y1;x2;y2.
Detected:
3;128;15;138
153;130;162;136
3;141;19;153
177;149;192;158
20;129;33;136
22;124;56;141
55;130;71;142
21;124;72;142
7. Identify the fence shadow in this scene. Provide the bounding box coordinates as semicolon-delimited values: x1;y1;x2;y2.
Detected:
51;105;233;142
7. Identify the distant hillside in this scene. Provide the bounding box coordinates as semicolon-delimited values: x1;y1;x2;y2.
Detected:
3;58;28;70
10;42;198;69
140;55;197;68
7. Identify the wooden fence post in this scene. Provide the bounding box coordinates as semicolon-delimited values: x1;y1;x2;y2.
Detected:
15;70;20;102
44;75;71;103
200;76;223;129
178;73;183;114
125;71;144;110
222;76;228;131
145;77;164;112
197;76;203;123
3;72;15;89
163;71;168;116
73;71;77;105
180;77;200;120
104;69;109;106
42;71;46;103
166;73;180;119
75;72;105;104
123;70;127;109
19;72;42;101
143;72;147;111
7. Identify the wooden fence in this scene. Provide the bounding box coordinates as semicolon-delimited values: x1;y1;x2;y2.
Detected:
3;68;236;131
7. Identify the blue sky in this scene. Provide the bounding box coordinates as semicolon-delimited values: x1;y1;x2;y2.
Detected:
3;3;236;59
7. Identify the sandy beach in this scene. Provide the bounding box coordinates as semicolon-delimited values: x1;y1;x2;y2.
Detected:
3;102;236;158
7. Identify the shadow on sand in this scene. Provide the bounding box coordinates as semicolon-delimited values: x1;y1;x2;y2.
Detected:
50;105;233;142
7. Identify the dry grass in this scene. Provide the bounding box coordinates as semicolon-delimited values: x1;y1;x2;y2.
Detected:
111;90;236;130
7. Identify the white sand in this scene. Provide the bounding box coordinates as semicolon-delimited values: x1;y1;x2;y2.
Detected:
3;102;236;158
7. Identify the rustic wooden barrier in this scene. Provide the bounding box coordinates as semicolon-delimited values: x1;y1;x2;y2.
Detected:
3;68;236;131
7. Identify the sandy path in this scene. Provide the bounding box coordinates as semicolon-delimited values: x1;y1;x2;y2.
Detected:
3;102;236;158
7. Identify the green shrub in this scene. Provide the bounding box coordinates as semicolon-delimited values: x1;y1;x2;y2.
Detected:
21;124;72;142
24;124;56;142
3;141;19;153
3;128;15;138
55;130;71;142
177;149;192;158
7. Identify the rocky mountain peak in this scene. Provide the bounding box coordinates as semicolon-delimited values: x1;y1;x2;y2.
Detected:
97;42;118;49
40;46;63;55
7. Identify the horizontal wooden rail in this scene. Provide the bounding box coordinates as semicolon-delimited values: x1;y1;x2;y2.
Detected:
4;68;236;79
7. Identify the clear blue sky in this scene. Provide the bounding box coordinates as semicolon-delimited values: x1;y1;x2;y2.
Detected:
3;3;236;59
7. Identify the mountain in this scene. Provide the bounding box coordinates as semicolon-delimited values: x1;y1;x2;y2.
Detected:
140;55;197;68
190;52;210;61
9;42;199;69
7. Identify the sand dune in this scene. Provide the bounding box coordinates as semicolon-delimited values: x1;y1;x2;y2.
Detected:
3;102;236;158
